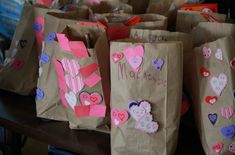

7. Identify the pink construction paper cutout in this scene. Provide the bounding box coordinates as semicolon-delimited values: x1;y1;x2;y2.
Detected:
74;105;90;117
78;21;107;29
59;90;69;107
34;16;44;55
90;105;106;117
74;105;106;117
53;58;68;93
69;41;89;58
124;45;144;73
36;0;52;7
80;63;99;78
84;73;101;88
56;33;71;51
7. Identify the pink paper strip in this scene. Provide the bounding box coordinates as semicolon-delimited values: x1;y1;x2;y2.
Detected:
56;33;71;51
79;63;99;78
36;0;52;7
69;41;89;58
79;21;107;29
53;58;68;93
90;105;106;117
75;105;90;117
84;73;101;88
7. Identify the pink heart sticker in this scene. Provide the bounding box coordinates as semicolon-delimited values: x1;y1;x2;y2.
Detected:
61;58;80;77
229;141;235;153
221;107;234;119
128;100;151;121
111;52;124;63
124;45;144;73
212;142;223;153
202;47;212;59
65;74;84;94
79;91;102;106
111;109;128;128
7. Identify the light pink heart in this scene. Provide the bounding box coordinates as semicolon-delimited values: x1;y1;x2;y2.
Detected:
65;74;84;94
124;45;144;73
79;92;102;106
202;47;212;59
61;58;80;77
221;107;234;119
111;109;128;128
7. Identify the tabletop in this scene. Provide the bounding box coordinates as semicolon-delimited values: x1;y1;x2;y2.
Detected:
0;90;205;155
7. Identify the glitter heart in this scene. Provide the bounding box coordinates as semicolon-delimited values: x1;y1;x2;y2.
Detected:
221;125;235;139
200;67;210;77
215;48;223;60
221;107;234;119
205;96;217;105
210;73;227;96
128;100;151;121
208;113;217;125
212;142;223;153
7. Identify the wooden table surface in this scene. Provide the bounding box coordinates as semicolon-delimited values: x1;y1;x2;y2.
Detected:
0;90;205;155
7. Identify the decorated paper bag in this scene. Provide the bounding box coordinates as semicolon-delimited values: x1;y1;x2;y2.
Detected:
176;10;226;33
53;24;109;131
95;13;167;30
36;12;89;121
0;4;38;95
191;22;235;47
110;41;183;155
187;36;235;155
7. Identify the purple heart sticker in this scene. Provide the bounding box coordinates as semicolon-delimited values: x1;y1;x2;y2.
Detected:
18;40;27;49
208;113;217;125
221;125;235;139
152;59;164;71
36;88;44;100
45;32;56;43
40;52;50;64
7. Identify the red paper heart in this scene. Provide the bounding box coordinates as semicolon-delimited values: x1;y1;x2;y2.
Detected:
230;57;235;69
200;67;210;77
11;59;24;70
212;142;223;153
112;52;124;63
205;96;218;105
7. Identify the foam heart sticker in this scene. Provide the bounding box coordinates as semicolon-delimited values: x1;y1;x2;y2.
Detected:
212;142;223;153
229;141;235;153
202;47;212;59
152;59;164;71
230;57;235;70
112;52;124;63
200;67;210;77
79;91;102;106
221;107;234;119
128;100;151;121
61;58;80;77
11;59;24;70
215;48;223;60
210;73;227;96
135;113;159;133
111;109;128;128
221;125;235;139
40;52;50;64
208;113;217;125
124;45;144;73
36;88;44;100
65;74;84;94
18;40;27;49
65;91;77;110
205;96;217;105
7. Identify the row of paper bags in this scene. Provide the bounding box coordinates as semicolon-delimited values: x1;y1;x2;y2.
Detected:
0;2;235;155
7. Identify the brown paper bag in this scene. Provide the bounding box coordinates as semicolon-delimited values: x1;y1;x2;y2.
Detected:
0;4;38;95
186;36;235;155
191;22;235;47
127;0;150;14
54;24;109;131
110;40;183;155
36;12;88;121
95;13;168;30
176;10;226;33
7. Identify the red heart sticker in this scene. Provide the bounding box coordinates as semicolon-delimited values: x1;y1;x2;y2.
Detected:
111;109;128;128
212;142;223;153
11;59;24;70
230;57;235;69
111;52;124;63
205;96;218;105
200;67;210;77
